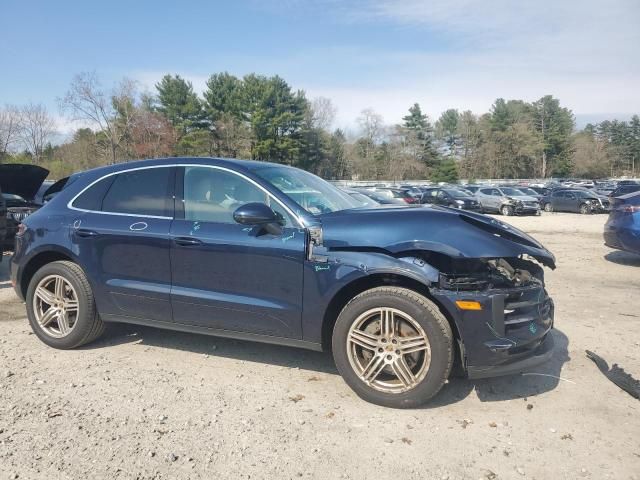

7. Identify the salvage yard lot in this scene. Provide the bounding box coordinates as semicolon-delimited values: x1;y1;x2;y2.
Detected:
1;213;638;480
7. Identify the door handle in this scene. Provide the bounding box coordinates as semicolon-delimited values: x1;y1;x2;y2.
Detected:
174;237;203;246
75;229;99;238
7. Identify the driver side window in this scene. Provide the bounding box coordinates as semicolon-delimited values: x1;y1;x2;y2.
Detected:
183;166;291;226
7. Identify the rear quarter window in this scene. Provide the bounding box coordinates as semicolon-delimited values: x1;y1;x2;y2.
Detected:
72;176;115;211
72;168;173;217
101;168;173;217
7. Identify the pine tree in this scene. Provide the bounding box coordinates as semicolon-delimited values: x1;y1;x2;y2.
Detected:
402;103;438;168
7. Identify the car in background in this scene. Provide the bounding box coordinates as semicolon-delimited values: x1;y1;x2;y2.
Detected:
420;187;482;212
541;189;602;214
398;185;425;200
462;185;482;193
529;186;551;197
361;187;418;204
566;186;610;212
510;186;545;203
0;164;50;250
340;188;381;208
34;180;55;205
609;183;640;198
475;186;540;216
604;191;640;255
354;189;407;205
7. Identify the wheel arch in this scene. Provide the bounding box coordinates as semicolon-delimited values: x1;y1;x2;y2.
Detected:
320;272;462;361
19;247;78;299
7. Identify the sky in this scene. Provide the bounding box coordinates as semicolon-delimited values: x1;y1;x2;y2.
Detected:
1;0;639;133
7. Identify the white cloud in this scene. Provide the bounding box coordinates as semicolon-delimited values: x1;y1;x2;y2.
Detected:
132;0;640;129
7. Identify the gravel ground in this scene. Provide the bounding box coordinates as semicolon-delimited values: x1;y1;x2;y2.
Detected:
1;212;639;480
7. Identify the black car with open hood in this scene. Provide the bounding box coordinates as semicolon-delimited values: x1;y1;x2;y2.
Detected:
0;164;50;250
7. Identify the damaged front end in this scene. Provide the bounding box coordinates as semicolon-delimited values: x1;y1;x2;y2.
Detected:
428;255;554;379
314;206;557;377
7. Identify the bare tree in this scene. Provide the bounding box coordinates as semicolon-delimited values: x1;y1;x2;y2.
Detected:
19;103;56;163
310;97;337;131
59;72;138;164
0;104;22;162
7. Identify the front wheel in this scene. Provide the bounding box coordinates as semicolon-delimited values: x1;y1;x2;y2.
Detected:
26;261;104;349
501;205;514;216
332;287;453;408
579;203;591;215
544;202;553;212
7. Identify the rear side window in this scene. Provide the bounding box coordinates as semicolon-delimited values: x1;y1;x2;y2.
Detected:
73;176;115;211
101;168;172;217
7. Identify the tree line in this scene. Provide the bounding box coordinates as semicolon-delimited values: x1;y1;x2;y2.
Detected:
0;71;638;181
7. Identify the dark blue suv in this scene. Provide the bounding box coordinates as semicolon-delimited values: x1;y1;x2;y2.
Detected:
11;158;556;407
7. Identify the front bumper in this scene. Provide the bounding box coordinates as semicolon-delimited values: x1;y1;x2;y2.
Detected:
467;330;554;378
514;203;540;215
432;284;554;379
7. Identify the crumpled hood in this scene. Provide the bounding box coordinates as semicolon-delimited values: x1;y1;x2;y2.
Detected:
0;164;49;200
318;206;556;269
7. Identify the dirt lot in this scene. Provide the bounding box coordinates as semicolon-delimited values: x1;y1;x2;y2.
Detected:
1;212;639;480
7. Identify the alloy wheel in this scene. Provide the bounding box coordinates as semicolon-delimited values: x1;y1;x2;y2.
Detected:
346;307;431;394
32;275;79;338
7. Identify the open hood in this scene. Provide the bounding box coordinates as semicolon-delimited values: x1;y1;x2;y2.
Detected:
0;164;49;200
318;205;556;269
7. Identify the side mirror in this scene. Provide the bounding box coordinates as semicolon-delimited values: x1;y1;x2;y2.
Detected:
233;202;283;235
233;202;278;225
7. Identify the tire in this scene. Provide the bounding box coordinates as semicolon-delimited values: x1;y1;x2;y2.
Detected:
501;205;514;216
579;203;591;215
332;287;453;408
544;202;553;212
26;260;104;349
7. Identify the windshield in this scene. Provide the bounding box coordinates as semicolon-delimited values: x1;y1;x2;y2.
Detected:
517;188;538;196
444;188;472;197
254;166;359;214
574;191;594;198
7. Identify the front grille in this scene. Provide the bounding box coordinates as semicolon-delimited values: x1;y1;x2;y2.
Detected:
503;287;551;327
523;201;539;207
9;211;32;222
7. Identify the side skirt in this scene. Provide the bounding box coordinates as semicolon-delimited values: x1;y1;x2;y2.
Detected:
102;314;324;352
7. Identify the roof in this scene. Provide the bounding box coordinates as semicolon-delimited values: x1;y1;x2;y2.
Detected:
75;157;294;179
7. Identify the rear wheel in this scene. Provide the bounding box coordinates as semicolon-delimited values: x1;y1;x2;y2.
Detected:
26;261;104;349
501;205;514;216
332;287;453;408
544;202;553;212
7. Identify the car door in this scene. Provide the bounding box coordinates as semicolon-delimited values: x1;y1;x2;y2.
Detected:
563;192;578;211
435;190;448;206
480;188;498;210
70;166;175;322
169;165;306;339
550;191;563;211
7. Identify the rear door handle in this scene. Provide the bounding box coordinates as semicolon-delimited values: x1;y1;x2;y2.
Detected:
75;229;99;238
174;237;203;246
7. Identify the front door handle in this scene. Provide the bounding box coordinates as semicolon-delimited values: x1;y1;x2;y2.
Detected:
75;229;99;238
174;237;203;247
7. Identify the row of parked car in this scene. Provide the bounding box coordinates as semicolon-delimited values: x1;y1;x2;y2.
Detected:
339;180;640;217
